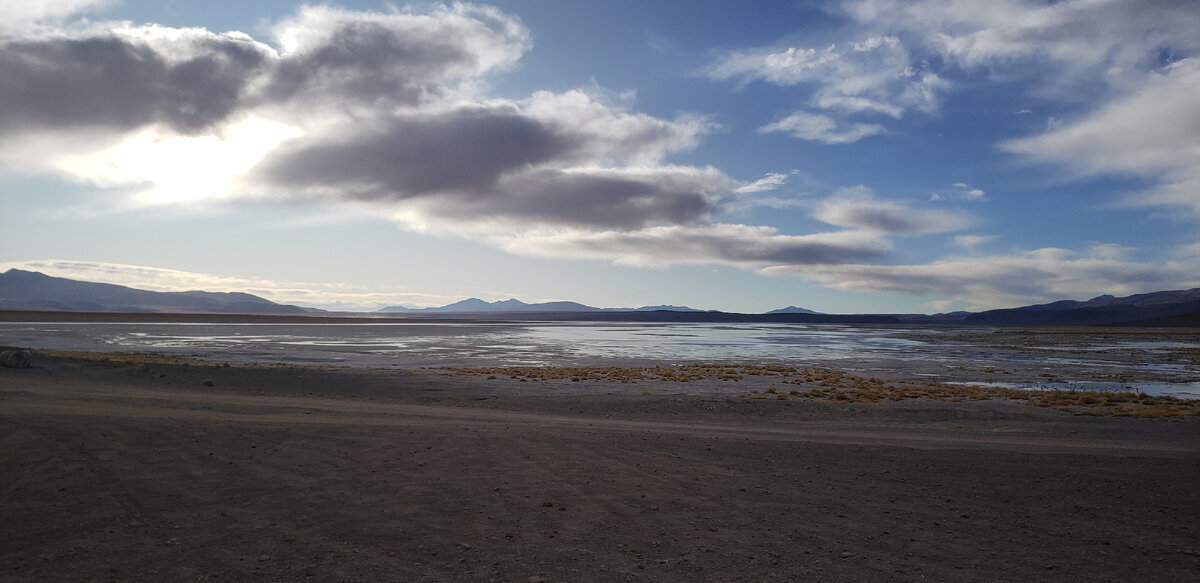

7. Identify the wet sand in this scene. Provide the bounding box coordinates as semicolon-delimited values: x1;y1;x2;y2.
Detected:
2;352;1198;582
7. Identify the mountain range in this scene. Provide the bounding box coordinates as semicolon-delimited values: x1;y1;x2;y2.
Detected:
378;298;709;313
0;269;311;315
1;269;1197;326
959;288;1200;326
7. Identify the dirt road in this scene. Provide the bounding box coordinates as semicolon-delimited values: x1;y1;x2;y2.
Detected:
2;355;1197;581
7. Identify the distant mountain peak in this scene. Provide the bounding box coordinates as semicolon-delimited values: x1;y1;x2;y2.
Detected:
377;297;598;313
766;305;823;315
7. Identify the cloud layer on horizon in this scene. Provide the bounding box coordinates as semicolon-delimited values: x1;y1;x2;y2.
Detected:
765;246;1200;310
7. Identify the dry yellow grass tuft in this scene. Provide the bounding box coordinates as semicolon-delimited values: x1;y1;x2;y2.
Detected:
442;364;1199;418
740;370;1200;418
40;349;348;371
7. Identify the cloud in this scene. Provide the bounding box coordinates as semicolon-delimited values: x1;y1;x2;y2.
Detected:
0;25;274;135
3;4;896;271
765;245;1200;309
251;105;572;199
0;6;721;230
734;172;791;194
408;165;730;231
704;0;1200;186
703;35;945;120
0;259;452;310
491;224;891;268
264;4;530;110
758;111;885;144
1001;57;1200;215
703;32;946;144
0;0;114;33
930;182;987;202
0;4;534;139
9;0;1190;302
814;187;973;235
952;234;999;251
248;90;723;230
836;0;1200;89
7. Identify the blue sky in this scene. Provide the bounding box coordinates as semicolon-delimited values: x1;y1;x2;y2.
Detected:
1;0;1197;313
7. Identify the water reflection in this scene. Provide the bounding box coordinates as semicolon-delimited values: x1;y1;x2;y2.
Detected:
3;321;1196;398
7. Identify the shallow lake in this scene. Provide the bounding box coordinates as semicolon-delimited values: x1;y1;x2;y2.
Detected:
3;321;1197;398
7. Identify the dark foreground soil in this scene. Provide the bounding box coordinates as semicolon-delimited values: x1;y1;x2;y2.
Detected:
2;354;1198;582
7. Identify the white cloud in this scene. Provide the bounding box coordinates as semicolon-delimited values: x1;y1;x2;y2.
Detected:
814;186;973;235
703;0;1200;208
703;32;946;143
759;111;885;144
704;34;945;120
930;182;987;202
705;0;1200;217
734;172;790;194
837;0;1200;90
0;0;113;33
765;245;1200;309
1002;57;1200;215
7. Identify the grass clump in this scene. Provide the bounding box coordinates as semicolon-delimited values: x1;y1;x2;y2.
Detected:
441;364;1199;418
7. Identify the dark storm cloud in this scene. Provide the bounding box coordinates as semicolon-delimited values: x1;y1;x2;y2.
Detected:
254;106;573;198
595;228;888;264
255;106;721;230
0;32;271;134
502;225;891;267
0;5;526;135
433;169;718;230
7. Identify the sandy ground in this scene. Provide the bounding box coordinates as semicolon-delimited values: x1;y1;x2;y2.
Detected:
2;353;1198;582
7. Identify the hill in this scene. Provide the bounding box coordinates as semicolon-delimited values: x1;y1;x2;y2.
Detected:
0;269;310;315
961;289;1200;326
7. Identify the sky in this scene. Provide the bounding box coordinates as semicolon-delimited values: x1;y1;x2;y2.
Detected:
1;0;1198;314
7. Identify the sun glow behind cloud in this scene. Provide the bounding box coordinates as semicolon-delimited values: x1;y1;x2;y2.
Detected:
55;118;301;205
